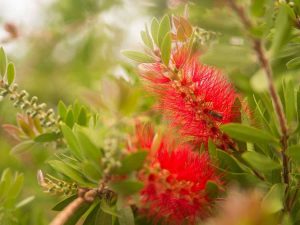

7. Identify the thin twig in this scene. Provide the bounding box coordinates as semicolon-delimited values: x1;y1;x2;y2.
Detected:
226;0;290;209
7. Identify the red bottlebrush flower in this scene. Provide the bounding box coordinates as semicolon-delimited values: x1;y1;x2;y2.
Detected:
138;49;238;149
133;125;221;225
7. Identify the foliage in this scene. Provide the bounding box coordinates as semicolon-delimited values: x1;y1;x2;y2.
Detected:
2;0;300;225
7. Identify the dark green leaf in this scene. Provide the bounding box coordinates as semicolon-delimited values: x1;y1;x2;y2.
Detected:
242;151;281;172
77;107;88;126
113;151;147;175
100;200;119;217
221;123;279;146
52;195;77;211
65;202;90;225
121;50;154;63
110;180;144;196
205;180;220;198
65;108;75;128
76;130;101;162
34;132;61;143
0;47;7;77
95;207;113;225
216;149;244;173
82;161;102;183
83;203;100;225
6;62;15;85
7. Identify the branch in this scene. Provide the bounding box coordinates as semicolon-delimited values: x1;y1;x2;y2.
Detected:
226;0;290;207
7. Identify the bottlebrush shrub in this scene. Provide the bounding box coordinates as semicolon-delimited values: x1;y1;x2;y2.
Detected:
124;15;239;149
2;1;300;225
130;124;222;225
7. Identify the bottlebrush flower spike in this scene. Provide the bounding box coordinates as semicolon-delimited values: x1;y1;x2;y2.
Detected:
136;16;239;149
131;124;222;225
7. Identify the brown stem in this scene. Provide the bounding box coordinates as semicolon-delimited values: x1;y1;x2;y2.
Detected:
226;0;290;209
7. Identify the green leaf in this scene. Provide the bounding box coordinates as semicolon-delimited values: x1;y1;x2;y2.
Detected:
83;203;100;225
117;199;135;225
158;15;171;47
113;151;147;175
141;26;153;50
161;32;171;66
110;180;144;196
150;18;159;45
271;4;291;57
262;183;285;213
286;145;300;164
100;200;119;217
216;149;244;173
95;207;113;225
205;180;220;198
6;62;15;85
221;123;279;146
208;139;217;159
48;160;86;184
11;140;35;155
82;161;102;183
58;101;67;120
242;151;280;172
121;50;154;63
65;108;75;128
52;194;77;211
0;47;7;77
34;132;61;143
76;130;101;162
65;202;90;225
286;57;300;69
77;107;88;126
61;123;82;159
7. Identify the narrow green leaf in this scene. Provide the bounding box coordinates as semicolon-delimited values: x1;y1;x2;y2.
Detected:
286;57;300;69
65;108;75;128
110;180;144;196
6;62;15;85
0;47;7;77
83;203;100;225
158;15;171;47
283;79;296;124
121;50;154;63
7;173;24;199
141;27;153;50
58;101;67;120
221;123;279;146
82;161;102;183
150;18;159;45
161;32;171;66
113;151;147;175
271;4;291;57
242;151;281;172
15;196;35;208
48;160;86;184
34;132;61;143
61;123;82;159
